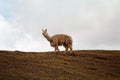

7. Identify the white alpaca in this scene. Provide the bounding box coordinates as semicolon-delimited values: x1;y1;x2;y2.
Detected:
42;29;73;53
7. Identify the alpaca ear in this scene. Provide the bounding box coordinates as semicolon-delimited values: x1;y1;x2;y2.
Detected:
45;29;47;32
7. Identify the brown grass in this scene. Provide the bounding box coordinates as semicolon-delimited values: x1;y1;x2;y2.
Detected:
0;50;120;80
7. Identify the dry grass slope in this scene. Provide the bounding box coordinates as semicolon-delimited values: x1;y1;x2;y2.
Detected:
0;50;120;80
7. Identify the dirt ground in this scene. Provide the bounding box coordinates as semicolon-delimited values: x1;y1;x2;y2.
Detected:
0;50;120;80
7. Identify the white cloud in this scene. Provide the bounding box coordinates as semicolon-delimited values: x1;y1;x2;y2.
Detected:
0;14;48;51
15;34;42;51
0;14;17;50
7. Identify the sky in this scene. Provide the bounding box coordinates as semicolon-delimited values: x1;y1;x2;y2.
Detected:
0;0;120;52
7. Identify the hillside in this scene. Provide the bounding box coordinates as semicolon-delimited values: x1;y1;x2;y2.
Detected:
0;50;120;80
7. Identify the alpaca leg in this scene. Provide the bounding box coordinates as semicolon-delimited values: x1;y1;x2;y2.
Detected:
55;46;59;53
54;47;57;53
63;45;68;53
54;39;60;53
69;45;73;53
68;44;72;53
65;47;68;52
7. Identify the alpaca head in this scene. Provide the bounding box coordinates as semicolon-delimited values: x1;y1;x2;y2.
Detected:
42;29;48;37
42;29;52;42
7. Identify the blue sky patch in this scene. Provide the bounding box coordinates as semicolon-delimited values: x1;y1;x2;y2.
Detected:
0;0;13;19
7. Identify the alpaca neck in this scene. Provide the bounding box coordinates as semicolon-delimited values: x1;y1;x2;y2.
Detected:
43;34;52;42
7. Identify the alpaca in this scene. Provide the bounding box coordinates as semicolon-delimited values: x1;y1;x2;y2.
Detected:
42;29;73;53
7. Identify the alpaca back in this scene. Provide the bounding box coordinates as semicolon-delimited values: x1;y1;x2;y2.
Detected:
51;34;72;46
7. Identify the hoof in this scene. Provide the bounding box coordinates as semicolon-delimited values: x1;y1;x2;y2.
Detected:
54;51;60;54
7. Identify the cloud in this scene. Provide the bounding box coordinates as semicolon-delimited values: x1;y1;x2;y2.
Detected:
14;34;42;51
0;0;120;51
0;14;17;50
0;14;47;51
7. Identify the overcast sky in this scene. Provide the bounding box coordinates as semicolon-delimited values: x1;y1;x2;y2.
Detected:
0;0;120;51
